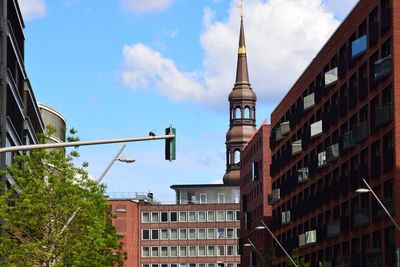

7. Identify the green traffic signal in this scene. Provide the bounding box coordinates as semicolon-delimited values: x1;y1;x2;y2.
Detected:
165;127;176;161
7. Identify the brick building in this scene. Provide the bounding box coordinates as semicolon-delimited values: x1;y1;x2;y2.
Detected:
239;123;272;267
269;0;398;266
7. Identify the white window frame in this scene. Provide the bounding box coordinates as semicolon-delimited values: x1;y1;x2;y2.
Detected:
160;246;168;257
200;193;207;204
151;246;159;257
151;212;159;223
151;229;159;240
216;210;225;221
218;193;225;203
142;246;150;257
188;211;196;222
198;210;206;222
142;212;150;223
207;210;215;222
198;228;206;239
226;228;234;239
207;228;216;239
207;245;215;256
180;191;188;204
189;246;196;257
226;210;234;221
160;229;169;240
179;228;187;240
160;211;169;222
170;246;178;257
179;246;187;257
142;229;150;240
170;229;178;240
179;211;187;222
217;245;225;256
188;228;196;240
198;246;206;257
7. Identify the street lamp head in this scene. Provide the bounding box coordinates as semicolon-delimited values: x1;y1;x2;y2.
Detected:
243;243;252;247
356;188;370;194
255;226;266;230
117;157;136;163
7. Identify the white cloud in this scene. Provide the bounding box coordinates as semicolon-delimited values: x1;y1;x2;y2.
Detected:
121;0;173;14
121;0;343;108
18;0;46;20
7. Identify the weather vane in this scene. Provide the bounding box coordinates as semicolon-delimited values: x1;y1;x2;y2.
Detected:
237;0;243;18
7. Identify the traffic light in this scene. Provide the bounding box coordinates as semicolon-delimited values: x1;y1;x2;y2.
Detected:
165;126;176;161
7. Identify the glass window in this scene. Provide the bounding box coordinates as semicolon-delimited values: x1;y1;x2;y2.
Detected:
236;228;240;239
161;265;168;267
170;212;178;222
200;194;207;204
189;246;196;257
152;264;158;267
151;247;159;257
161;229;169;240
217;211;225;221
189;229;196;239
188;211;196;222
151;212;159;223
179;229;187;239
199;264;206;267
218;193;225;203
179;211;187;222
161;246;168;257
170;246;178;257
208;228;216;239
151;229;158;240
179;246;187;256
161;212;168;222
198;228;206;239
142;247;150;257
217;245;225;256
218;228;225;239
207;210;215;221
227;245;235;256
227;228;234;239
198;246;206;256
208;264;215;267
142;212;150;223
198;211;206;222
189;264;196;267
208;246;215;256
171;265;178;267
226;210;234;221
170;229;178;240
142;229;150;240
236;210;240;221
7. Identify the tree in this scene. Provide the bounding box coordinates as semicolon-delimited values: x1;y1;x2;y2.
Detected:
288;248;311;267
0;129;125;267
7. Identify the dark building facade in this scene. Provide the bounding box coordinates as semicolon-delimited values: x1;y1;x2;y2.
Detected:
0;0;44;183
239;124;272;267
269;0;399;266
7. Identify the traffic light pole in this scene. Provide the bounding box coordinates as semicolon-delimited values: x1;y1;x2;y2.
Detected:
0;134;175;153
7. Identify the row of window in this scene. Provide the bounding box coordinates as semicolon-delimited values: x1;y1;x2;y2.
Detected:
142;245;239;258
142;228;240;240
142;263;239;267
142;210;240;223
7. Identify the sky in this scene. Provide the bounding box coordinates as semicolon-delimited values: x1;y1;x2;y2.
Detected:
18;0;358;202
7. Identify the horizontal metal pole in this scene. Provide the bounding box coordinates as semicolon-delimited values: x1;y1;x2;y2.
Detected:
0;134;175;153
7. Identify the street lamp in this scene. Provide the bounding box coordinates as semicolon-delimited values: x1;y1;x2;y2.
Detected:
243;238;268;266
256;220;298;267
356;178;400;232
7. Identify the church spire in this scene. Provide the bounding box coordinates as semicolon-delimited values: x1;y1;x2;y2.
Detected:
223;9;257;186
235;16;250;85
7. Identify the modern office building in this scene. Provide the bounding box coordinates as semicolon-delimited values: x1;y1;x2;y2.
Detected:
239;123;272;267
269;0;398;266
38;103;66;143
0;0;44;182
109;186;241;267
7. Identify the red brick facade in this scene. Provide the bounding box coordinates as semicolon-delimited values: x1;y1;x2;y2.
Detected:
269;0;398;266
240;124;273;266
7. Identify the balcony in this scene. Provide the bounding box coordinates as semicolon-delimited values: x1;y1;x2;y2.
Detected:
369;20;379;46
326;143;339;162
370;157;381;178
342;130;355;150
348;85;357;109
352;208;370;228
280;121;290;135
292;139;302;155
383;148;394;172
298;168;309;183
353;121;369;143
358;77;368;101
338;56;347;78
326;220;340;238
324;67;338;87
374;102;392;128
303;93;315;111
381;6;392;32
318;151;327;168
310;120;322;138
351;35;367;58
339;96;348;117
366;248;382;267
374;55;392;81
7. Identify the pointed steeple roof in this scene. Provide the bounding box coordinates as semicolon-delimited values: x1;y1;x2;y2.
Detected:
235;16;250;86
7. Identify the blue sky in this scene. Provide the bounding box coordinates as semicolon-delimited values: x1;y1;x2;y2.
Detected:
19;0;357;201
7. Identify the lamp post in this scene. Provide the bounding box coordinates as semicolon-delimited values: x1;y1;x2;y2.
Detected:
243;238;269;266
356;178;400;232
256;219;298;267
